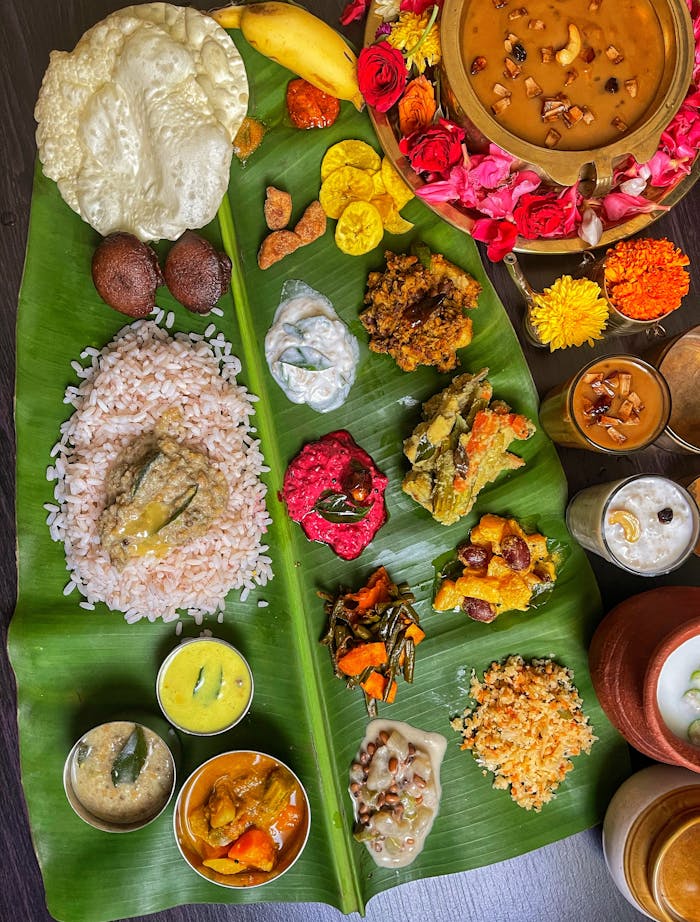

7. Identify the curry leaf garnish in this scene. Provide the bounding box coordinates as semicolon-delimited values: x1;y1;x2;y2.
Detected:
279;345;332;372
312;490;371;524
192;665;206;695
414;435;436;464
157;484;198;532
111;726;147;787
213;666;224;700
131;450;160;497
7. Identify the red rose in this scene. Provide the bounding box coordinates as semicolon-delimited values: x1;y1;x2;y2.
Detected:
471;217;518;261
400;119;465;176
513;188;579;239
357;42;407;113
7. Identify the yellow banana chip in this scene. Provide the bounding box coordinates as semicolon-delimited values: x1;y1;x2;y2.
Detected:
384;212;415;235
370;194;414;234
335;201;384;256
370;193;399;225
371;171;386;196
381;156;415;211
321;140;381;181
319;166;374;220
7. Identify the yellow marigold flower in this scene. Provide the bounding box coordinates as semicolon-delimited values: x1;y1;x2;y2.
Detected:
387;11;441;73
530;276;609;351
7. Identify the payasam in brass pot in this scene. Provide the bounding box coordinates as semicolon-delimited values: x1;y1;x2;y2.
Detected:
440;0;694;195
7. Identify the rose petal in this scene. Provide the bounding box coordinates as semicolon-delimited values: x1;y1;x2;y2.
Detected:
601;192;667;222
476;170;542;219
340;0;371;24
578;208;603;247
471;217;518;261
619;177;648;196
416;165;480;207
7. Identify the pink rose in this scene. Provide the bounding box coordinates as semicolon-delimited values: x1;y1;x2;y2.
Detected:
467;145;514;189
476;170;541;219
357;42;407;112
416;165;480;207
400;118;465;176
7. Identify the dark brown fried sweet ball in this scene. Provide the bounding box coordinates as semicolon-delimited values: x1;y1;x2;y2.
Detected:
91;233;164;318
164;231;232;315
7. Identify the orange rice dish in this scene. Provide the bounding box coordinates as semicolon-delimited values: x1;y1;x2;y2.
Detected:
451;655;596;811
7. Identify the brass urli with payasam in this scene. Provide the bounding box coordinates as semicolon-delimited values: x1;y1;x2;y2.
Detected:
440;0;694;193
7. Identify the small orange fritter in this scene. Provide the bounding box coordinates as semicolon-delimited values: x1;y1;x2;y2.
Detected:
232;117;266;161
264;186;293;230
257;230;302;270
361;250;481;373
294;200;327;244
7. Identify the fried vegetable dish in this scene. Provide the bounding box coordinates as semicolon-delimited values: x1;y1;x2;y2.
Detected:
402;370;536;525
320;567;425;716
451;656;596;811
434;514;558;621
361;250;481;373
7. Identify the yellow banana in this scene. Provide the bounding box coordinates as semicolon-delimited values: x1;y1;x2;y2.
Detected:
211;3;364;111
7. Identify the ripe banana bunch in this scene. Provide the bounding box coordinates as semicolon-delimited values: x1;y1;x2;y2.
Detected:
211;3;364;110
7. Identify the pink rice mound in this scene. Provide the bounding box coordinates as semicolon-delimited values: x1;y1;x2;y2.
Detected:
45;320;273;624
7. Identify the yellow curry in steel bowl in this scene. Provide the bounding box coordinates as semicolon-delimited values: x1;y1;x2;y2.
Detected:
174;751;311;888
157;637;254;735
440;0;695;191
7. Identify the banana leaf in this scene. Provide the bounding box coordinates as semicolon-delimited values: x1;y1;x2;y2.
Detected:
10;36;629;922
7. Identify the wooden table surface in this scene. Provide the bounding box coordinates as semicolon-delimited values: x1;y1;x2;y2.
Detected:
1;2;698;921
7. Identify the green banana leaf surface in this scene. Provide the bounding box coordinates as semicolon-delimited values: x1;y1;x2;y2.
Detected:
10;35;630;922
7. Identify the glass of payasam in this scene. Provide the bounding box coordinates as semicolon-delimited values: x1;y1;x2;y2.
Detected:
538;354;671;453
566;474;700;576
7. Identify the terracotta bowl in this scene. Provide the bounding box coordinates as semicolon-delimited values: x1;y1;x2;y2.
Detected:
589;586;700;770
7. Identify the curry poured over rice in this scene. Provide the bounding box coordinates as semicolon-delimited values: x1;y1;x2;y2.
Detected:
46;320;272;622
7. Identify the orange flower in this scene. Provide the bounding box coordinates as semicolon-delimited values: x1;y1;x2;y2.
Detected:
604;237;690;321
398;75;436;138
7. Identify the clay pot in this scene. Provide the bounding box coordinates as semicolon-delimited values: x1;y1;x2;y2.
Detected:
589;586;700;771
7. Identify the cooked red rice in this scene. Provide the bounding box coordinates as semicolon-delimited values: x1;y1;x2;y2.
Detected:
46;320;272;623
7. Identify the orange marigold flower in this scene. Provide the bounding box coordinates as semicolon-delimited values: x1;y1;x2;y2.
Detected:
603;237;690;321
398;75;436;138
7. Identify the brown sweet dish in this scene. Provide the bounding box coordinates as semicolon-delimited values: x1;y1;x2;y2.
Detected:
92;232;163;318
589;586;700;770
571;356;668;451
463;0;665;149
163;231;231;315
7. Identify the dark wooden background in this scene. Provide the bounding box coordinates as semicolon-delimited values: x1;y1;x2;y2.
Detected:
1;1;698;920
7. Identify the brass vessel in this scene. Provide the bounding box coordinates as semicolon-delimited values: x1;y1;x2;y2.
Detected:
440;0;695;194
